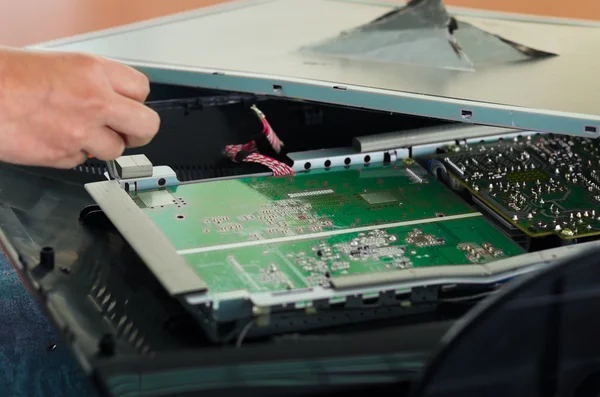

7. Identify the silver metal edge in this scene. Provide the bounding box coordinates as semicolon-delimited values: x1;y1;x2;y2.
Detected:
107;60;600;138
353;125;522;152
463;130;538;144
186;236;600;308
84;180;208;295
287;147;389;171
410;130;540;158
331;241;600;289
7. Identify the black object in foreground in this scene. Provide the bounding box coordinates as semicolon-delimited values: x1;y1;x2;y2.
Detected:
412;245;600;397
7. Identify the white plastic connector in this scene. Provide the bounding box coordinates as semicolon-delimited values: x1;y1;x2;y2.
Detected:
114;155;153;179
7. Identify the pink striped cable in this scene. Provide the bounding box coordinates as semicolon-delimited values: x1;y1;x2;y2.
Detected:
243;153;295;177
251;105;283;153
224;105;293;177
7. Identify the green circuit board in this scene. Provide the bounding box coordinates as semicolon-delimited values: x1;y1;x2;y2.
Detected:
182;217;523;295
130;160;523;295
132;160;479;251
427;133;600;240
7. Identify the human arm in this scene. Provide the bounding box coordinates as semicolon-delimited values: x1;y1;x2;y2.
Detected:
0;47;160;168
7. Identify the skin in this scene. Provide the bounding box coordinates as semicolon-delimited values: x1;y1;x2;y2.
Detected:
0;47;160;169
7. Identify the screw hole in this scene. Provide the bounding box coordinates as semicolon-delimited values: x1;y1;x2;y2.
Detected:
344;157;351;165
364;155;371;163
304;162;311;170
158;178;166;186
324;160;331;168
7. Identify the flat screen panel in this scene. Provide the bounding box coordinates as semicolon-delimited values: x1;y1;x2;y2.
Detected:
32;0;600;137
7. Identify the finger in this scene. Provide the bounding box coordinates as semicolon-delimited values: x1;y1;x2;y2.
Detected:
101;58;151;103
104;94;160;148
82;126;126;161
53;151;88;169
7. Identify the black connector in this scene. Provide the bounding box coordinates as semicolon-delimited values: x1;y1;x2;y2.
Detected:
234;150;252;163
39;247;55;270
98;334;116;357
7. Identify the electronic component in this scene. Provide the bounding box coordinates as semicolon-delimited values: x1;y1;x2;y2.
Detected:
405;229;446;248
184;217;522;294
360;191;399;205
85;159;527;341
136;161;492;250
113;154;153;179
427;133;600;239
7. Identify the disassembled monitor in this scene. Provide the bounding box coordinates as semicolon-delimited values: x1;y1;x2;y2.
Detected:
26;0;600;345
31;0;600;137
85;124;600;342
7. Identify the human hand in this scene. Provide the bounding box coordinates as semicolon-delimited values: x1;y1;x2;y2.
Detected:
0;48;160;168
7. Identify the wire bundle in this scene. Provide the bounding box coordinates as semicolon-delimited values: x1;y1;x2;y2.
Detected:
224;105;294;177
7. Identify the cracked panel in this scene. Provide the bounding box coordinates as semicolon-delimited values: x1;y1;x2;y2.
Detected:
301;0;556;71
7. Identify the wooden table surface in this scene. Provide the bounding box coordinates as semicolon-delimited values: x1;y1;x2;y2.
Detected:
1;0;598;47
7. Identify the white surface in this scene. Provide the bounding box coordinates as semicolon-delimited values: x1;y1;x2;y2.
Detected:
34;0;600;133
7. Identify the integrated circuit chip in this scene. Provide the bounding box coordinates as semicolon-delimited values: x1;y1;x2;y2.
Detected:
360;191;399;205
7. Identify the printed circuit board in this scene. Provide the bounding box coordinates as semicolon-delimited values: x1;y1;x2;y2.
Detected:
428;133;600;239
129;160;523;297
179;217;521;295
